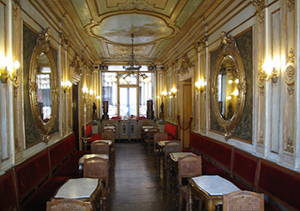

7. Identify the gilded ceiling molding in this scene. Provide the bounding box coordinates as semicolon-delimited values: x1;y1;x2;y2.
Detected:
250;0;266;25
179;54;193;75
284;137;294;153
60;34;70;51
285;48;295;96
287;0;295;12
13;0;20;22
70;54;82;76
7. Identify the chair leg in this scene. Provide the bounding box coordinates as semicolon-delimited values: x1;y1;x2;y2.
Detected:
178;191;182;211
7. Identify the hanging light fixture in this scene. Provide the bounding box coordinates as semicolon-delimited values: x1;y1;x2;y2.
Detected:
120;33;150;83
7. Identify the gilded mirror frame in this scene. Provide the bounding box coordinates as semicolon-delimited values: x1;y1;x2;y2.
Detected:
29;28;58;142
212;32;246;140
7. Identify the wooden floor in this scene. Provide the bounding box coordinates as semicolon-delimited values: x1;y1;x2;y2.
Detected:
109;142;178;211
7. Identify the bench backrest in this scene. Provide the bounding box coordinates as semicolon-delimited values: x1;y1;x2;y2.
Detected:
83;122;93;137
258;159;300;210
0;169;16;211
164;122;178;140
49;134;76;171
231;148;259;190
15;149;50;202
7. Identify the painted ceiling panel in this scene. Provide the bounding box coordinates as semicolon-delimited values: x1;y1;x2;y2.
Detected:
90;14;174;44
72;0;92;26
56;0;219;64
175;0;203;28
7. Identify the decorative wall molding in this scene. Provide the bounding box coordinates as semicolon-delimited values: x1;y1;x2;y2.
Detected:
179;54;194;75
285;48;295;96
70;54;82;76
284;137;294;153
287;0;295;12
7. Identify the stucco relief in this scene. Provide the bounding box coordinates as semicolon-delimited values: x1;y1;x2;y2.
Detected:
106;0;167;10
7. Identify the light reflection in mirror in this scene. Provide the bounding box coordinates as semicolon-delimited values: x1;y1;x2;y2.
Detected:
37;53;51;123
217;55;239;120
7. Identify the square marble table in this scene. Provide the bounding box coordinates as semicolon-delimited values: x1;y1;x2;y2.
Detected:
169;152;197;162
187;175;240;211
52;178;102;210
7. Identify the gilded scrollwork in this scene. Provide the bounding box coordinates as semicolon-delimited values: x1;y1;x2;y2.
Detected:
212;32;246;141
70;53;82;76
250;0;266;25
285;48;295;96
179;54;193;75
287;0;295;12
284;137;294;153
29;28;58;143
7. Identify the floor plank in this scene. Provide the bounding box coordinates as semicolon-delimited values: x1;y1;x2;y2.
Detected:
109;142;177;211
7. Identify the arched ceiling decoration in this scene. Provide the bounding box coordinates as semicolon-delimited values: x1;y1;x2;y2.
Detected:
52;0;220;65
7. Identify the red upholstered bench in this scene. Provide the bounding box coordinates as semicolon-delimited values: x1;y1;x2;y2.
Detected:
258;159;300;211
187;132;232;179
229;148;259;190
82;122;102;149
0;169;16;211
164;122;178;140
51;134;89;177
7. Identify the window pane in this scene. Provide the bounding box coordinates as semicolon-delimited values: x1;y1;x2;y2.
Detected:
102;72;118;117
139;72;153;117
120;87;137;118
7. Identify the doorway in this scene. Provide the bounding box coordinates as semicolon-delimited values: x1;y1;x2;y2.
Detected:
179;79;192;148
72;84;79;150
119;86;138;118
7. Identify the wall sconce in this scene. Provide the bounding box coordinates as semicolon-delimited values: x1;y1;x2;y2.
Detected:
161;91;168;98
195;80;207;93
96;96;101;100
170;87;177;97
262;58;279;83
82;86;89;98
89;89;94;96
0;57;19;84
61;80;72;93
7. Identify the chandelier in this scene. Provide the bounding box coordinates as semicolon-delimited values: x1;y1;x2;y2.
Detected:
120;33;151;83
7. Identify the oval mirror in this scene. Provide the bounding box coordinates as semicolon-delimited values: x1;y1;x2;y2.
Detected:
212;32;246;140
29;28;58;142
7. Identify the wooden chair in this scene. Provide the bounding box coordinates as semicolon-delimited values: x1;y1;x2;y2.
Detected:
223;190;264;211
164;140;182;186
101;130;115;165
153;132;168;178
46;199;91;211
178;155;202;211
83;157;110;211
144;127;159;155
91;141;110;155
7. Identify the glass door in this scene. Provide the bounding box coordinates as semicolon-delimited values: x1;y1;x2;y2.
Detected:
119;87;137;119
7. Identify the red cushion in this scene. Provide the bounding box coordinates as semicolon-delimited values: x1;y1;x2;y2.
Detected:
201;137;232;170
84;123;92;137
258;160;300;210
164;123;177;139
0;170;16;211
16;150;50;199
87;134;102;142
49;138;71;170
21;176;70;211
232;149;259;188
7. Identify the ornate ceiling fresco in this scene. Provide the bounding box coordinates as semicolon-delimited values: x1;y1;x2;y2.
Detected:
54;0;219;65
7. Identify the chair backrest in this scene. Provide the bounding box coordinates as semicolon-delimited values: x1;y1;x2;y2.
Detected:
91;142;110;155
46;199;91;211
83;157;109;187
101;131;115;148
164;140;182;161
146;128;159;140
154;132;168;147
178;155;202;186
223;191;264;211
